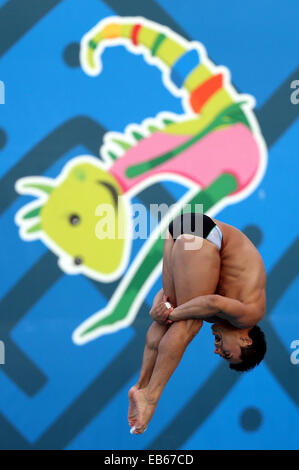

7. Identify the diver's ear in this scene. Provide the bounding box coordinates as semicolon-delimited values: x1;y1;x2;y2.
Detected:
240;336;253;346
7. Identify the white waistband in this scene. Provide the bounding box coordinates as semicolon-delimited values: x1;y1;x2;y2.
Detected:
206;225;223;251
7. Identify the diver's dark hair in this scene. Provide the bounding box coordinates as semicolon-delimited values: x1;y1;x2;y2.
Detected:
229;325;266;372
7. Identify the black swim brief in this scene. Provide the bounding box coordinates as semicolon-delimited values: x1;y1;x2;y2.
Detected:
168;212;223;251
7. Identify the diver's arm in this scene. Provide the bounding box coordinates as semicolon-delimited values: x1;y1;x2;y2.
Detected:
169;294;255;326
168;295;218;321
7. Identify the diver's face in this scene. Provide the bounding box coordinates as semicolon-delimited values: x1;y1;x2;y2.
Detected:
212;320;251;364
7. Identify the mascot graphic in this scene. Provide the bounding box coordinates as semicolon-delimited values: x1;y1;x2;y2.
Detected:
14;17;267;344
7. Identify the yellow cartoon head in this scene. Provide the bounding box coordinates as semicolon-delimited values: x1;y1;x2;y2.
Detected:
15;157;130;281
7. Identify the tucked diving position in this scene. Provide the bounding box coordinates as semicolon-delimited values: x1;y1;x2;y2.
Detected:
128;212;267;434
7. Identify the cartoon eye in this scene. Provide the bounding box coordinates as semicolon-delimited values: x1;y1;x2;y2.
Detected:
74;256;83;265
69;214;80;225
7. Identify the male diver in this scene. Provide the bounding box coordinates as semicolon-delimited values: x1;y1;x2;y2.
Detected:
128;212;266;434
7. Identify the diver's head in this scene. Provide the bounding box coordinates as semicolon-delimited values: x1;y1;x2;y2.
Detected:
212;320;266;371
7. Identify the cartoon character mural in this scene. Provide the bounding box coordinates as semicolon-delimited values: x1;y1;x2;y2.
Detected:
14;16;267;345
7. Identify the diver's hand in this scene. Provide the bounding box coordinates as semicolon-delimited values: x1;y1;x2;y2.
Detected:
150;294;174;325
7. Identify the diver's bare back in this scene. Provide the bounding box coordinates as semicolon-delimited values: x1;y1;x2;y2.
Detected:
206;217;266;327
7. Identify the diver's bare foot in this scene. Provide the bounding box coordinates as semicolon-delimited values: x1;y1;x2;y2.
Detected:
132;388;157;434
128;386;138;428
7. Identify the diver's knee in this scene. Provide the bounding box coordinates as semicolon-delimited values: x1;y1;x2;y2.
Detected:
146;323;163;351
187;319;203;340
174;319;203;343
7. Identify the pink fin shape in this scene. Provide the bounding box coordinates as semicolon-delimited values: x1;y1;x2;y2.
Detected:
110;124;261;195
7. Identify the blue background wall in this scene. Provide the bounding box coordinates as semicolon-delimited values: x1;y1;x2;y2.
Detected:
0;0;298;449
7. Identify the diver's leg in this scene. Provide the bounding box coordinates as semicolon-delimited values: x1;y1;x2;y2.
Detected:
128;321;168;427
129;230;177;427
137;228;178;387
132;319;203;433
136;228;178;388
132;235;220;433
136;322;169;389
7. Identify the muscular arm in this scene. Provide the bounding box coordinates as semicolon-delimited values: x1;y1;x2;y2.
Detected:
169;294;262;327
